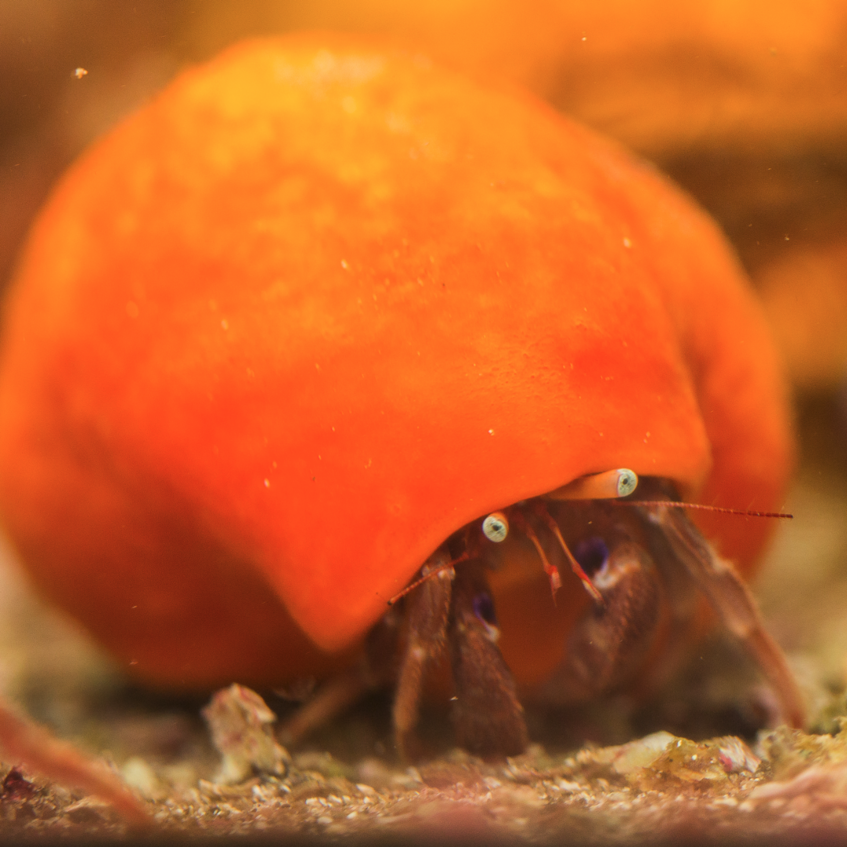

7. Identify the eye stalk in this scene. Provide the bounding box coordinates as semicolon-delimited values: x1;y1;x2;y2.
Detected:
546;468;638;501
481;512;509;543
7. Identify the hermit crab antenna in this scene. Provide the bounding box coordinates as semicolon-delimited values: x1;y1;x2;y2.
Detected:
498;509;564;601
547;468;638;501
522;522;562;600
620;501;793;519
387;552;468;606
532;502;604;605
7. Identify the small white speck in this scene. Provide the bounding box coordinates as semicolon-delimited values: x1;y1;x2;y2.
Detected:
131;605;137;609
581;35;587;42
221;319;229;330
784;235;790;241
264;479;270;488
73;67;88;79
129;659;138;666
488;429;495;435
623;237;632;248
340;259;349;269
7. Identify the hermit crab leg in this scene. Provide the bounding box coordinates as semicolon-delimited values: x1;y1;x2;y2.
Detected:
390;547;528;758
383;543;530;758
278;668;373;747
448;560;528;757
393;547;455;759
0;698;149;827
638;500;805;729
279;602;404;746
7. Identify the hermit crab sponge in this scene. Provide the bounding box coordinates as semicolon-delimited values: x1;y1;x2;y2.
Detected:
0;36;791;689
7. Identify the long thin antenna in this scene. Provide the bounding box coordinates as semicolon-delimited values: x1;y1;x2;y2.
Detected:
386;552;468;606
620;501;793;519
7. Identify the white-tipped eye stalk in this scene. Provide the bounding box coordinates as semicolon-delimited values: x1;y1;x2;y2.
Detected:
546;468;638;501
482;512;509;543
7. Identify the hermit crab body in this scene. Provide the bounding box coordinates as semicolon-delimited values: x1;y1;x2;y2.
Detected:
0;36;798;754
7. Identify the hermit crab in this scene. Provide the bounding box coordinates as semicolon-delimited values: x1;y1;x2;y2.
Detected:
0;35;800;758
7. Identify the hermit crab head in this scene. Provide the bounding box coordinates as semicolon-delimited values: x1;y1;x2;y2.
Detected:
0;36;798;757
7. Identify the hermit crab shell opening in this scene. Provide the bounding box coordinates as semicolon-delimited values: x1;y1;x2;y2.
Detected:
0;35;792;686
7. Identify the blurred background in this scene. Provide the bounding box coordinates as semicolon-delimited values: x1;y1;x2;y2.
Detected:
1;0;847;749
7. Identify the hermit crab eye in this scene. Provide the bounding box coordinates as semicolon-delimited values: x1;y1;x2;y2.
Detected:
615;469;638;497
482;512;509;542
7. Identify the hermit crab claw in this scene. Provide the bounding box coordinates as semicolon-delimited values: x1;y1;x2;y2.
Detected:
535;536;662;704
